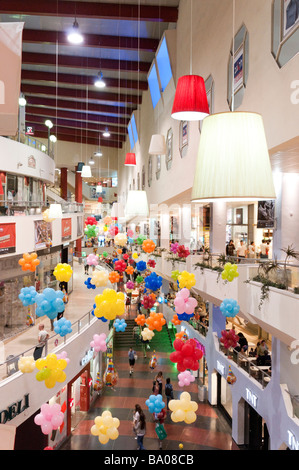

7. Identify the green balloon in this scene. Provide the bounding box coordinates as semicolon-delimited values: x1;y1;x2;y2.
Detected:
136;275;144;284
102;251;108;258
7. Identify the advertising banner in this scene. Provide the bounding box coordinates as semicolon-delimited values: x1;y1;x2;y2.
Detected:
34;220;52;249
0;22;24;136
62;218;72;241
0;223;16;254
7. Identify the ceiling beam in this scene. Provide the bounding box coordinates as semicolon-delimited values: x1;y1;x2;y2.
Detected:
21;83;142;105
34;130;123;149
21;70;148;91
25;96;133;117
26;114;127;136
22;51;150;73
23;29;159;53
32;123;126;142
25;105;129;126
1;1;178;22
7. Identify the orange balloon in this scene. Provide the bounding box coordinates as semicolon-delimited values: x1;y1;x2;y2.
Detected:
146;312;166;331
172;314;181;326
109;271;120;284
19;252;40;272
117;249;122;254
142;239;156;254
125;266;134;275
135;314;146;326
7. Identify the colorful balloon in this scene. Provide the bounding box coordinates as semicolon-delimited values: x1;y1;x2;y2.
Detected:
18;252;40;272
53;263;73;282
90;333;107;352
90;270;109;287
220;298;240;318
91;410;120;445
142;239;156;254
169;338;203;373
34;403;64;435
177;271;196;290
221;263;239;282
146;394;165;413
169;392;198;424
93;289;125;320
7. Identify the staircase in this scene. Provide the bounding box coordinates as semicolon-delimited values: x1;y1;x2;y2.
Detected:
113;319;143;351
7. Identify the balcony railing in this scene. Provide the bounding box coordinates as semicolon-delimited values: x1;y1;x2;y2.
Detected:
0;200;84;216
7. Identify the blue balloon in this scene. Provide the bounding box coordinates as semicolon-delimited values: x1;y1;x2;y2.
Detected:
54;317;72;337
177;312;194;321
145;394;165;413
220;298;240;318
114;318;127;332
136;260;147;272
144;272;163;292
19;286;37;306
113;258;119;264
35;288;65;320
84;277;96;290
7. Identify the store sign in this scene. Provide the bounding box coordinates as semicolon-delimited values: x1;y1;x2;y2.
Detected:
0;22;24;135
25;126;34;136
61;218;72;241
245;388;258;409
216;360;226;376
0;223;16;254
0;394;29;424
80;349;93;366
287;430;299;451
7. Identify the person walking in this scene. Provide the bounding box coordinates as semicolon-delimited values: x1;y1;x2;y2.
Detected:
155;371;163;395
33;324;49;360
135;413;146;450
165;378;174;410
128;347;137;375
154;407;167;450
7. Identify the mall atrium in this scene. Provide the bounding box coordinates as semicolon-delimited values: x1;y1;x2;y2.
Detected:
0;0;298;452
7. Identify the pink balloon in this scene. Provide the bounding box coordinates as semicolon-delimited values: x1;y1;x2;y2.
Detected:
179;288;190;300
41;422;53;435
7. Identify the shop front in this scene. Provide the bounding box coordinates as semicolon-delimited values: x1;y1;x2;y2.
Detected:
241;390;270;450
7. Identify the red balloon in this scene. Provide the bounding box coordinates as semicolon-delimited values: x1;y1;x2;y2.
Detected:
173;339;184;351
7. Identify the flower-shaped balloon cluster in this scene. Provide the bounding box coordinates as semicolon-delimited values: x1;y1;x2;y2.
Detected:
144;272;163;292
87;254;98;266
91;411;120;445
136;260;147;272
170;338;203;372
178;370;196;388
146;312;166;332
141;327;155;341
136;275;144;284
90;270;109;287
18;252;40;272
90;333;107;352
135;314;146;326
170;242;179;254
125;265;134;275
220;329;239;349
147;259;156;268
114;318;127;332
146;394;165;413
35;353;67;389
174;288;197;316
19;286;38;306
35;288;65;320
132;252;139;260
85;224;99;238
109;271;120;284
114;233;127;246
114;259;127;273
108;225;119;237
34;403;64;435
54;317;72;337
126;280;135;290
221;263;239;282
84;277;96;290
177;271;196;290
142;239;156;253
94;289;125;320
171;270;181;282
85;216;97;226
18;356;36;373
142;294;156;309
169;391;198;424
220;298;240;318
177;245;190;259
53;263;73;282
136;235;147;245
171;314;181;326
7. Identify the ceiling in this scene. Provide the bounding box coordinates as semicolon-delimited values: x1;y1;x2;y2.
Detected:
0;0;179;150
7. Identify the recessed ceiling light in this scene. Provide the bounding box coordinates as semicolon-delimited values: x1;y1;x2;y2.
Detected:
103;127;110;138
94;71;106;88
67;19;84;44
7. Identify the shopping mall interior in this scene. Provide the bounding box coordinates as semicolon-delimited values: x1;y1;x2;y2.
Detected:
0;0;298;454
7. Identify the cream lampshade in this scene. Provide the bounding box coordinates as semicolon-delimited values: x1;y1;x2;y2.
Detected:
191;112;276;202
111;202;125;219
125;190;149;219
81;165;92;178
48;203;63;219
149;134;166;155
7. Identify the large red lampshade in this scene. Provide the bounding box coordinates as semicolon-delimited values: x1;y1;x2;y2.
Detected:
171;75;210;121
124;153;136;166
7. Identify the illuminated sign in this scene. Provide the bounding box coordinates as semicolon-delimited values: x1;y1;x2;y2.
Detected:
287;430;299;451
216;360;225;376
245;388;258;409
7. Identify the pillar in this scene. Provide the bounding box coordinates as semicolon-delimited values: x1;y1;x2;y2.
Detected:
60;167;68;200
210;201;227;253
75;165;83;256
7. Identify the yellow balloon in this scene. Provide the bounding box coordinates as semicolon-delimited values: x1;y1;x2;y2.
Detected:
107;427;119;440
91;425;99;436
57;359;67;370
102;410;112;418
95;416;103;427
46;354;58;370
113;417;120;428
35;358;46;371
98;434;109;445
173;409;185;422
45;377;56;389
185;411;197;424
102;415;113;428
117;291;125;301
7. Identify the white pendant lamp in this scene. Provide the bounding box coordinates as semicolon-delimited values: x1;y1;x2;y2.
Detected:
125;190;149;219
191;112;276;202
81;165;92;178
111;202;125;219
48;203;63;219
149;134;166;155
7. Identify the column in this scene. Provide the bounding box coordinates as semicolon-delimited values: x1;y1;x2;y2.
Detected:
75;166;83;256
60;167;68;200
210;201;227;253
